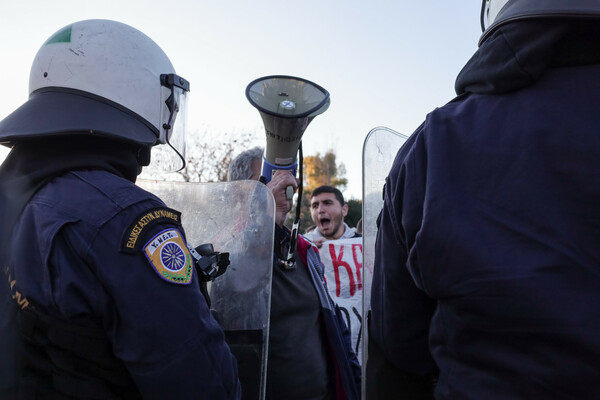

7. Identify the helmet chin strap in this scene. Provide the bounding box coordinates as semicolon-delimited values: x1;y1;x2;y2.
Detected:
159;73;190;172
160;94;186;172
165;131;186;172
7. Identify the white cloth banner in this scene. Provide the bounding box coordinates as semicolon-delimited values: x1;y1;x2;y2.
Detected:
316;237;367;362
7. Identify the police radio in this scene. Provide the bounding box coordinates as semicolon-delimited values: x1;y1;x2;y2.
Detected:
188;243;230;281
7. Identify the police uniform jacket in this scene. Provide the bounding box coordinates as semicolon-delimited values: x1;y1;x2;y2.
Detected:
368;20;600;399
3;166;240;399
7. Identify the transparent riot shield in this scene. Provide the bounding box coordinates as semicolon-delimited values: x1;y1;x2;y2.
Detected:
361;127;409;398
137;179;275;400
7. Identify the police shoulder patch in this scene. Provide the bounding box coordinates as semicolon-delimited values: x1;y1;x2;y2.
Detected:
143;228;194;285
121;207;182;253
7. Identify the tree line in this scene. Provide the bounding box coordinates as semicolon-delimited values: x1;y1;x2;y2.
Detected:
143;129;361;233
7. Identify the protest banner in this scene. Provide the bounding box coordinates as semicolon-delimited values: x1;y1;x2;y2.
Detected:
316;237;367;361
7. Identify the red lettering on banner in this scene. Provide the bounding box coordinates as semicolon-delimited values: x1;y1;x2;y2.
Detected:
352;244;363;290
329;243;356;297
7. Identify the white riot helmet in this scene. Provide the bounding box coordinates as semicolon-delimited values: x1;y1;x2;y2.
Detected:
0;19;189;167
480;0;600;45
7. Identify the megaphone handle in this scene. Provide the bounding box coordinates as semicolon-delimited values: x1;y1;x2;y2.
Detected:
261;158;297;184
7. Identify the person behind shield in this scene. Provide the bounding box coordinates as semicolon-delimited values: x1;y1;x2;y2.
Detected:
227;146;264;182
367;1;600;398
0;19;240;399
228;148;361;400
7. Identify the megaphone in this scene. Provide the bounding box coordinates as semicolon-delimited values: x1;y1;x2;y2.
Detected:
246;75;330;182
246;75;330;269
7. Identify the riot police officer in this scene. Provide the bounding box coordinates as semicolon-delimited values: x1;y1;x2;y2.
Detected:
0;19;240;399
368;1;600;398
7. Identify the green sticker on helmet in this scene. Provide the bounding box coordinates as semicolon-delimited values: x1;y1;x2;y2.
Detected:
45;26;72;45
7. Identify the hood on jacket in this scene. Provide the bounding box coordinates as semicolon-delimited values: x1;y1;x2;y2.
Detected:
456;19;600;95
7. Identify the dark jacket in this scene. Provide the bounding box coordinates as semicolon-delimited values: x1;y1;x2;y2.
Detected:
3;169;241;399
369;20;600;399
271;226;361;400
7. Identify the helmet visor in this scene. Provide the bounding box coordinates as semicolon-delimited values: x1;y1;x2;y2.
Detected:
145;74;190;173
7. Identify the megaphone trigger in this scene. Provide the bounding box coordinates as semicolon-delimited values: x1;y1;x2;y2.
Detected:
285;185;294;201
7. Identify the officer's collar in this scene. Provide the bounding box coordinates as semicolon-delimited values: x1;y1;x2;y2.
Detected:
0;135;140;264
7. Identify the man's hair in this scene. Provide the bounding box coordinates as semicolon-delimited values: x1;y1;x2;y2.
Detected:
311;185;345;206
227;146;264;181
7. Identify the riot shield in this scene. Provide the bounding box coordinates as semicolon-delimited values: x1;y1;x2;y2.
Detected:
361;127;409;397
137;179;275;400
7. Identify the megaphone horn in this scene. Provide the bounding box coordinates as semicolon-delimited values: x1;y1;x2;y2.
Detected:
246;75;330;182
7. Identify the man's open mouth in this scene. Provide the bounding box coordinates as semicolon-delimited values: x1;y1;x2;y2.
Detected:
319;217;331;230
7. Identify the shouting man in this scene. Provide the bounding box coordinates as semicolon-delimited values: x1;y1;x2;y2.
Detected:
305;185;360;248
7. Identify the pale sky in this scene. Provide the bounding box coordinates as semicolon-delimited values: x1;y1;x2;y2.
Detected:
0;0;483;199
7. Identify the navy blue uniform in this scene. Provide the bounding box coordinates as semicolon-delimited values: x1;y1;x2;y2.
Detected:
369;21;600;400
8;169;240;399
